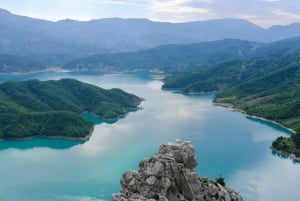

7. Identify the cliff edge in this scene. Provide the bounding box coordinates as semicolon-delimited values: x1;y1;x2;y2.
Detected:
112;140;243;201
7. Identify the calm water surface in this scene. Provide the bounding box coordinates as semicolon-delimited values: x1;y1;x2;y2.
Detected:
0;71;299;201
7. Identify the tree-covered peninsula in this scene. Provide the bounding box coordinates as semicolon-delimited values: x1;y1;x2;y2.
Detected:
163;51;300;159
0;79;142;140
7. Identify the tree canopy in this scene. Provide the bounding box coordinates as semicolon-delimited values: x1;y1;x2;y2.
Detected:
0;79;142;139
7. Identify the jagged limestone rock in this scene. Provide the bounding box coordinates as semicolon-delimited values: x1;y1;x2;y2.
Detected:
112;140;243;201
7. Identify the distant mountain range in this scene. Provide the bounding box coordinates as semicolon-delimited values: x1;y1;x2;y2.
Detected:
2;8;300;59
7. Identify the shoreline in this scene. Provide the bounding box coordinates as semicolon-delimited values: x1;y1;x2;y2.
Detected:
165;88;299;163
2;104;143;142
82;101;144;122
213;101;299;161
244;114;296;134
162;87;216;96
2;127;94;141
213;102;296;134
0;67;72;75
166;88;296;135
0;68;166;76
270;146;300;162
183;91;215;96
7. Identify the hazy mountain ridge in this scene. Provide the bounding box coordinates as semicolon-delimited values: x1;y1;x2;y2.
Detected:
2;8;300;59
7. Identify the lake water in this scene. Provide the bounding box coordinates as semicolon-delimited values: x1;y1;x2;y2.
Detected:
0;71;299;201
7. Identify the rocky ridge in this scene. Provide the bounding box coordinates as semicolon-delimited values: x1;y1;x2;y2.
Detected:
112;140;243;201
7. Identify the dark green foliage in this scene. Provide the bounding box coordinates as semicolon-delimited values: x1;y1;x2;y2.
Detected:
272;137;294;153
215;175;226;186
292;134;300;149
163;60;243;91
1;111;93;138
215;54;300;157
0;79;142;139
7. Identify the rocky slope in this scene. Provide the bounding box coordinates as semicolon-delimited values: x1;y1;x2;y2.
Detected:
112;140;243;201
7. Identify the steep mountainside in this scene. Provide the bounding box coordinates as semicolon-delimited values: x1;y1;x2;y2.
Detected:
0;79;142;139
113;140;243;201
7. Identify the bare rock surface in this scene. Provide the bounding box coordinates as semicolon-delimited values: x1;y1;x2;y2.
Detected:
112;140;243;201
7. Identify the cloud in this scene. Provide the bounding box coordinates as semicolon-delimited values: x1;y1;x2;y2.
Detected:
230;155;300;201
103;0;150;5
0;0;300;26
272;9;300;20
149;0;213;22
151;0;209;14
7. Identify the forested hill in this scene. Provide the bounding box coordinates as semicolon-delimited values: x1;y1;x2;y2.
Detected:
0;54;43;73
64;39;262;71
0;79;142;139
2;36;300;73
163;51;300;158
64;36;300;72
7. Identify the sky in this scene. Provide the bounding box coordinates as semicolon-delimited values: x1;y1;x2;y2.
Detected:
0;0;300;27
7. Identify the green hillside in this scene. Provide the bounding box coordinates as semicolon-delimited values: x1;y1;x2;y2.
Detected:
64;36;300;73
0;79;142;139
64;39;261;72
3;36;300;74
0;54;44;73
163;51;300;158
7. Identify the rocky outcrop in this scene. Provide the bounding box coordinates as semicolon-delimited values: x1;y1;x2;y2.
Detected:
112;140;243;201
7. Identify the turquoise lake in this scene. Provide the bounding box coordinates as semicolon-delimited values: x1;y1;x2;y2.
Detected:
0;71;299;201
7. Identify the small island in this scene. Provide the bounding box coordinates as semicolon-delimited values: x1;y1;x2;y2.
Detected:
0;78;142;140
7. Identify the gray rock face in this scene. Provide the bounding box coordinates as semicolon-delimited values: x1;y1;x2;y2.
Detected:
112;140;243;201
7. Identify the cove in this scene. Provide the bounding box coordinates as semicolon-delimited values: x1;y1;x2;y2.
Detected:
0;71;299;201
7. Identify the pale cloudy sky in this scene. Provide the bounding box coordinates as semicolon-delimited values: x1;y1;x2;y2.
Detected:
0;0;300;27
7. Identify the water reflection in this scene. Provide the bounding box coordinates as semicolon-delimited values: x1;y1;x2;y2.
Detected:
229;156;300;201
246;116;294;135
0;138;84;150
82;113;118;125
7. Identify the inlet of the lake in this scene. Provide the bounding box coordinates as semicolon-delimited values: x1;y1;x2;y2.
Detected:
0;71;299;201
